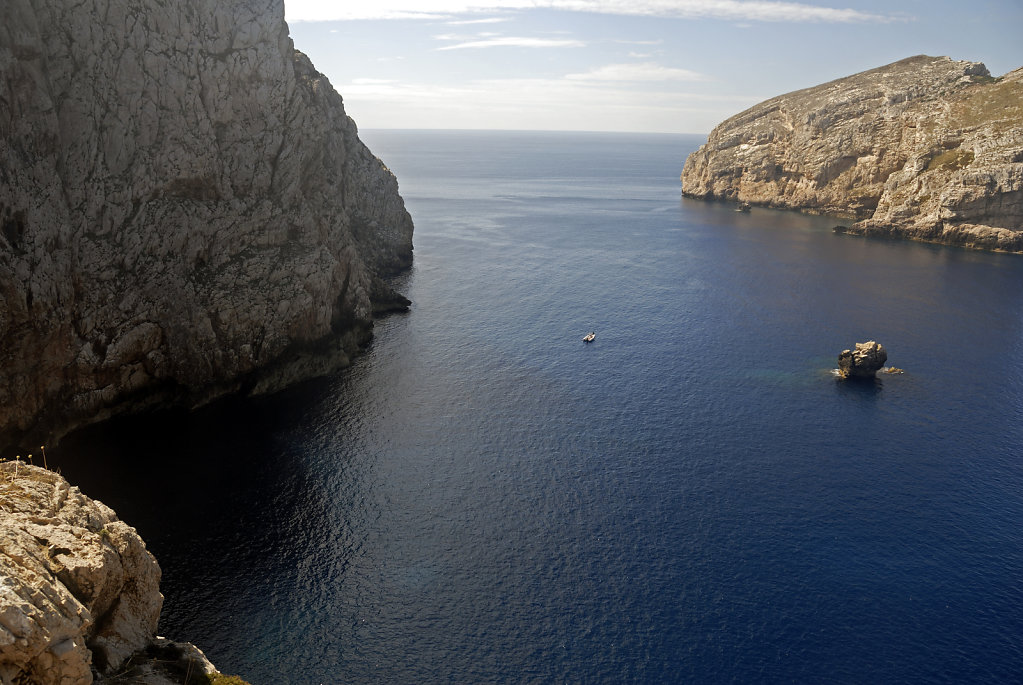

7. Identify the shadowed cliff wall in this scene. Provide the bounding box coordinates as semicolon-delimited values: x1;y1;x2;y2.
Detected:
0;0;414;451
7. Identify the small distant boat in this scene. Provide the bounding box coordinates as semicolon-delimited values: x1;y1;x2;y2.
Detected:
735;202;751;213
582;332;595;342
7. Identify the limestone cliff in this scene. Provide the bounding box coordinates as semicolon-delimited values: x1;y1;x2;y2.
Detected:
0;462;244;684
681;56;1023;251
0;0;414;452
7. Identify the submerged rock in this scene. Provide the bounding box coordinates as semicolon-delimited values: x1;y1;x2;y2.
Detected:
682;55;1023;252
837;341;888;379
0;0;414;452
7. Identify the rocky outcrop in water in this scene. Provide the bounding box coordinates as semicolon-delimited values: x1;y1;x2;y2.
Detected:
0;0;414;452
681;56;1023;252
837;341;888;379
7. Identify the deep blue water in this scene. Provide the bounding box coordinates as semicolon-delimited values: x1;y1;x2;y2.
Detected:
53;131;1023;684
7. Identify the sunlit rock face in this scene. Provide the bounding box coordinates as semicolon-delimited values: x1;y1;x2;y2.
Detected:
682;55;1023;252
0;463;162;683
837;341;888;379
0;0;414;451
0;462;232;684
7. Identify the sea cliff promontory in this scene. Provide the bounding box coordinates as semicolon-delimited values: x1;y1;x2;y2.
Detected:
0;0;413;452
682;56;1023;252
0;461;246;683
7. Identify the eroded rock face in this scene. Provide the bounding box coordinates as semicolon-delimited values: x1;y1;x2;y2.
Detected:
0;463;162;683
837;341;888;379
681;56;1023;252
0;0;414;452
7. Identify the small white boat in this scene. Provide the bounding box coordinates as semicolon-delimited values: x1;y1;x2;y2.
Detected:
582;332;595;342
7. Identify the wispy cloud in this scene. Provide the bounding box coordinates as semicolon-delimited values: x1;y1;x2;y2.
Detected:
433;32;502;40
436;36;586;50
336;73;763;132
445;17;511;25
567;63;710;82
286;0;899;23
615;39;665;46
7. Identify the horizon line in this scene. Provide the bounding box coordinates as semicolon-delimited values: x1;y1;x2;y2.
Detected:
357;126;712;136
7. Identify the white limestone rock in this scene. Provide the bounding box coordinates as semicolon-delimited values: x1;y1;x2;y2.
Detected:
682;56;1023;252
0;463;162;683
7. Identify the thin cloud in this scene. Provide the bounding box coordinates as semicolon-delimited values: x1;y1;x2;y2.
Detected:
437;36;586;50
470;76;761;105
337;72;765;132
434;32;503;40
286;0;899;23
341;81;459;98
445;17;511;25
567;63;710;82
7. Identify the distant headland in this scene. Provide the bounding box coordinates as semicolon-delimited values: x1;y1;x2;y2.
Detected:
682;55;1023;253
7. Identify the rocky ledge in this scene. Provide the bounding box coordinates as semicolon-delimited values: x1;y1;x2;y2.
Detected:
682;56;1023;252
0;0;414;453
0;462;247;684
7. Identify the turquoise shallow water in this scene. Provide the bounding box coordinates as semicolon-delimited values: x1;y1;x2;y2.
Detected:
55;131;1023;684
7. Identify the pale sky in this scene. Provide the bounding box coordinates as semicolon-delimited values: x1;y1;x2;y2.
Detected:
285;0;1023;134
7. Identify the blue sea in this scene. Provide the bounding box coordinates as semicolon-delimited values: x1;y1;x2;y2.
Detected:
53;131;1023;684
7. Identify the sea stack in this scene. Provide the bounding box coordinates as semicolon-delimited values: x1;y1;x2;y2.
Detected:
837;341;888;379
681;55;1023;252
0;0;414;452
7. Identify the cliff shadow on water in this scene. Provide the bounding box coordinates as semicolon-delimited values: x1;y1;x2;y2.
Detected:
46;375;355;669
49;377;345;566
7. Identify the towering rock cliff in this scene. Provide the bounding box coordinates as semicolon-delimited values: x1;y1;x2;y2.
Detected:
681;56;1023;252
0;0;414;452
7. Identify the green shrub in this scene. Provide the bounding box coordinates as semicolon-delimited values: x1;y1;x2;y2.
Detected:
926;148;974;172
205;674;252;685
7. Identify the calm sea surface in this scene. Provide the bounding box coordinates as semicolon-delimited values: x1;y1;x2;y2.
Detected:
53;131;1023;684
